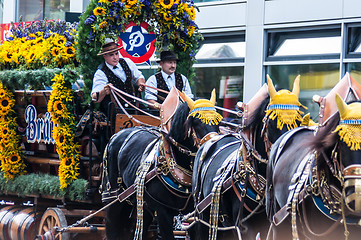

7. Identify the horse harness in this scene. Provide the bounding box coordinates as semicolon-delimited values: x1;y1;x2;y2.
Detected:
271;128;359;240
193;132;267;239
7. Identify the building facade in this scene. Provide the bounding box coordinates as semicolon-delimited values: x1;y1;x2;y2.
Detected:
2;0;361;119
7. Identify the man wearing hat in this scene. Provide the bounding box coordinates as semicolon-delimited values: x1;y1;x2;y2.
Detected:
91;39;145;114
145;51;193;105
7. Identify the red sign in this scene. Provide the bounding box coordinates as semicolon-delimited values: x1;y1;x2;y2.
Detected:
0;22;32;42
118;22;156;65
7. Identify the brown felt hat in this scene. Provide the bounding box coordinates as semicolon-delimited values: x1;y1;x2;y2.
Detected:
97;40;123;56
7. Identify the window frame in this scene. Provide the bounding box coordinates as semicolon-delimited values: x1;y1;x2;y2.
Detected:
266;26;342;62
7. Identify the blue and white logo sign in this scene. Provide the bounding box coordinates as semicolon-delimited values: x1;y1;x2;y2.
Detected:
118;22;156;65
25;105;56;144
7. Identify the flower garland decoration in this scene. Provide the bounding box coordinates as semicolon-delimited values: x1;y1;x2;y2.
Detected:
0;81;26;180
0;20;78;70
77;0;202;101
48;73;80;189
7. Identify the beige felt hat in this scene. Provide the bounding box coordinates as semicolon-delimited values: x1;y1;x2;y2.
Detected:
97;39;123;56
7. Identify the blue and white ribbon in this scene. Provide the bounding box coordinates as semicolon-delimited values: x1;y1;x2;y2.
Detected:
190;107;216;115
340;119;361;125
268;104;299;110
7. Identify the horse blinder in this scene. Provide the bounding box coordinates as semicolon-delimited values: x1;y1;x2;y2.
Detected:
343;164;361;215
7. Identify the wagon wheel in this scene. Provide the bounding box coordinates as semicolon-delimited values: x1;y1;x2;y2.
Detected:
38;208;70;240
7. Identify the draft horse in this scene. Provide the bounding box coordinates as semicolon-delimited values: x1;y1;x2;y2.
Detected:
189;75;306;240
100;89;222;240
266;94;361;240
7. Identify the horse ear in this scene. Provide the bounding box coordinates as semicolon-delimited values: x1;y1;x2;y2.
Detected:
335;93;349;118
183;91;195;110
210;89;216;105
292;75;300;97
267;74;277;99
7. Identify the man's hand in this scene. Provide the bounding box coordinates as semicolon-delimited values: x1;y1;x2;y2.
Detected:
137;78;146;92
104;83;113;95
138;83;145;92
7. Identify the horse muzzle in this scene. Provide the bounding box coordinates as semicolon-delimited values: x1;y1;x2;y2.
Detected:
343;164;361;215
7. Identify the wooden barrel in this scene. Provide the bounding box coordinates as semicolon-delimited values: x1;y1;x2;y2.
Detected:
8;207;41;240
0;206;22;240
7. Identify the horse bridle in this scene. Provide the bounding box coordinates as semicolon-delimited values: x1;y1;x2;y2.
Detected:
260;115;273;156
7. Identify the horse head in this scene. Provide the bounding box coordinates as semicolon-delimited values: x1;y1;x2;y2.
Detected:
264;74;305;145
165;90;222;168
334;94;361;215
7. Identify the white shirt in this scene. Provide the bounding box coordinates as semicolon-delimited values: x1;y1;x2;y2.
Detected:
91;58;144;95
144;71;194;101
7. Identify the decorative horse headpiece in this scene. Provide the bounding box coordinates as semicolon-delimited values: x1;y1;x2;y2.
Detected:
334;94;361;151
184;89;223;126
266;75;306;130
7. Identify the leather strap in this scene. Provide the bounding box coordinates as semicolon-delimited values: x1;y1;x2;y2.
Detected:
118;169;157;202
272;187;310;226
196;175;233;214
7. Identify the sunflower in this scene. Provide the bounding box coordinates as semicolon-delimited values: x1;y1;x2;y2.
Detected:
54;129;67;147
4;52;12;62
51;47;61;57
65;46;75;57
163;12;173;21
53;100;66;115
56;36;67;46
0;96;11;112
0;135;10;147
93;7;106;16
0;89;6;98
8;153;21;164
0;126;9;136
127;0;137;5
159;0;174;9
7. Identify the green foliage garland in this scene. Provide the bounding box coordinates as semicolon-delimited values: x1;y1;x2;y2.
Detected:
0;173;88;201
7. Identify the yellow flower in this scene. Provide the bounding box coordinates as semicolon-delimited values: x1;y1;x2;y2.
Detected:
99;21;108;28
56;36;67;46
65;46;75;57
127;0;137;5
0;89;6;99
0;96;11;112
163;12;172;21
159;0;174;9
8;153;21;164
93;7;106;16
51;47;61;57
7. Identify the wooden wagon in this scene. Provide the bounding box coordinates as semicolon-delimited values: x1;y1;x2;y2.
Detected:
0;89;161;240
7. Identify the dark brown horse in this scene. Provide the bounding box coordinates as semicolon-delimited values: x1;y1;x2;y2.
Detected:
100;89;222;240
188;75;306;240
266;94;361;240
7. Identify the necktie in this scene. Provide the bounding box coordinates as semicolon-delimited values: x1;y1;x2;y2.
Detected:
113;66;118;69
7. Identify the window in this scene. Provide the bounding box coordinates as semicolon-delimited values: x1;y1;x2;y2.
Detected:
194;33;245;117
17;0;44;21
267;27;341;61
0;1;3;24
266;27;342;121
345;24;361;85
273;37;341;57
17;0;70;21
267;64;339;120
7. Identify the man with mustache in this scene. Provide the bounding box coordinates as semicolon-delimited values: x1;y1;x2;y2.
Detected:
91;39;145;115
145;51;193;105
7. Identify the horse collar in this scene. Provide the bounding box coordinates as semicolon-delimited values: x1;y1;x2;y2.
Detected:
199;132;219;146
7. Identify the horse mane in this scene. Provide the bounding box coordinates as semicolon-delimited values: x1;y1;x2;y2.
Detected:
310;114;340;153
243;96;270;130
166;102;189;143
